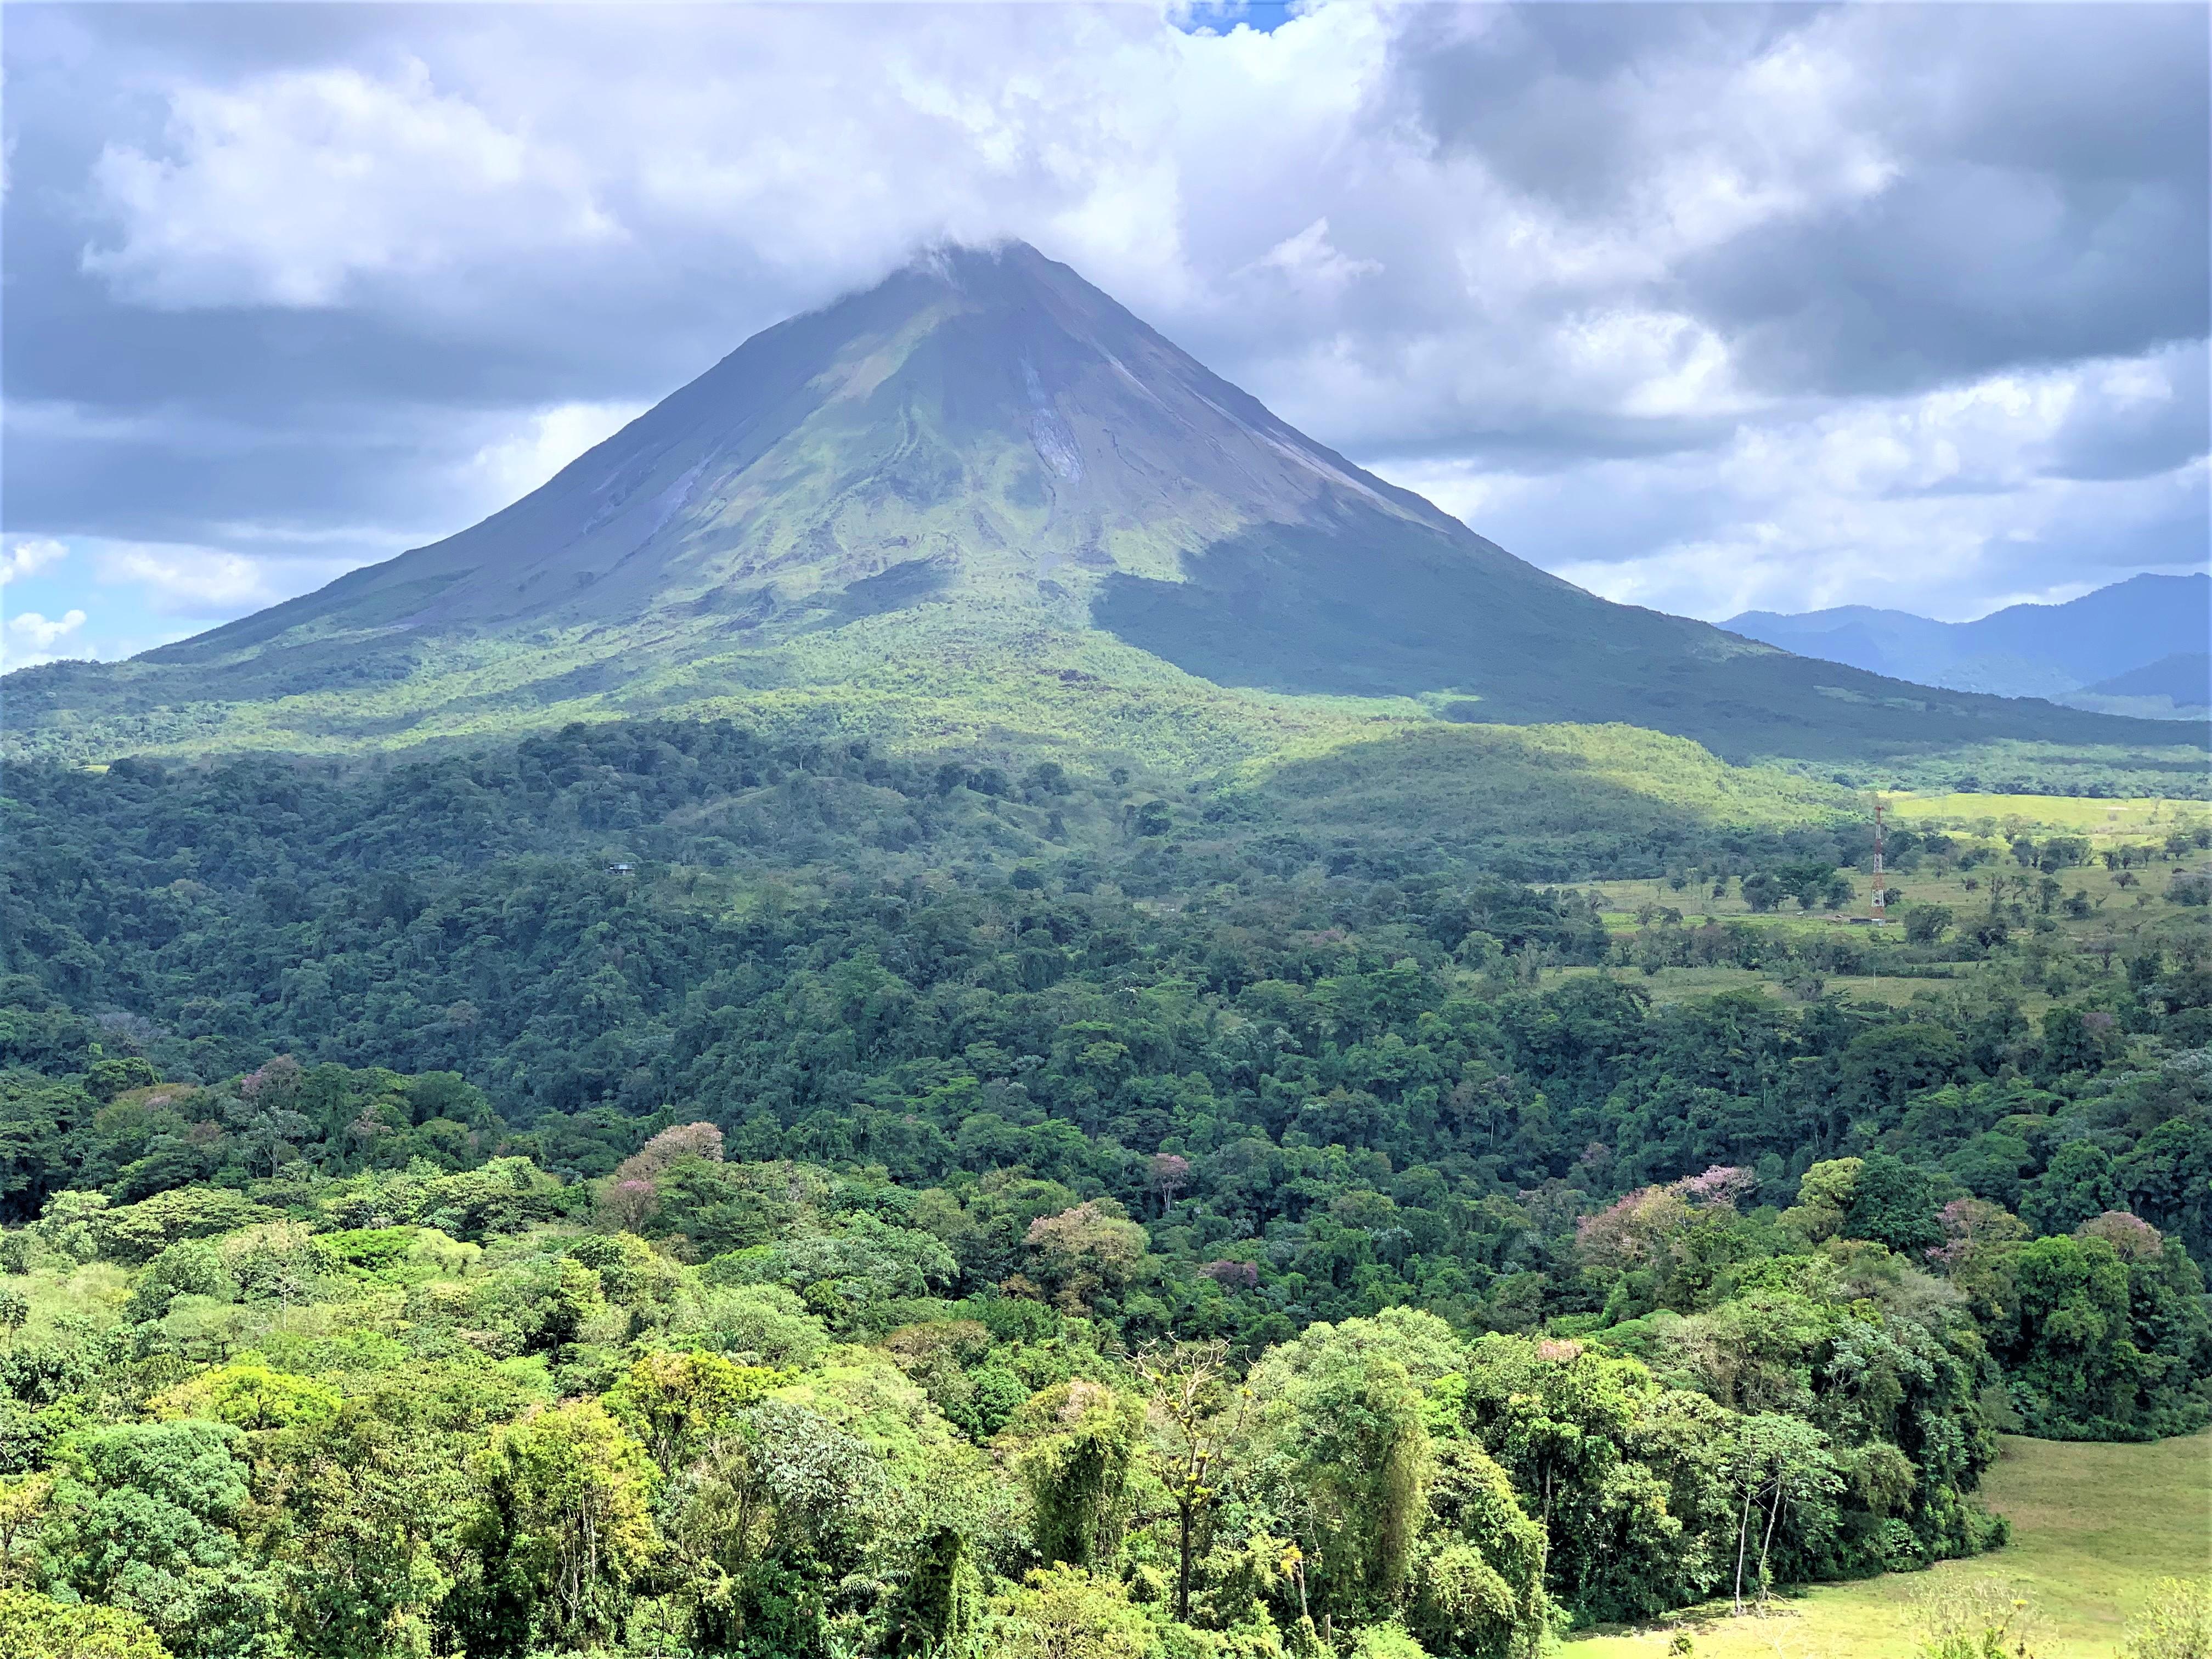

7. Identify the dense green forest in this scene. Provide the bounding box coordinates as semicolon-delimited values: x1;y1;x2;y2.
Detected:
2;719;2209;1659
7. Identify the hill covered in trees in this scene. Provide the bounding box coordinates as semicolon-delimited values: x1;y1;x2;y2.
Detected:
1;237;2204;1659
3;714;2209;1659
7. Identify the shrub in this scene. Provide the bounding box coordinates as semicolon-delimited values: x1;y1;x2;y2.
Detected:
2121;1578;2212;1659
0;1588;171;1659
1911;1578;2045;1659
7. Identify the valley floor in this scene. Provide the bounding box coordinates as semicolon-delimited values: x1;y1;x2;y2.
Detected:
1561;1430;2212;1658
1575;798;2212;1020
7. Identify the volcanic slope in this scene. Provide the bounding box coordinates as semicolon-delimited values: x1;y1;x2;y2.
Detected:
10;241;2200;771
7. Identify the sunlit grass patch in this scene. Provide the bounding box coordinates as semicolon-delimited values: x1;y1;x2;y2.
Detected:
1888;791;2211;838
1560;1430;2212;1658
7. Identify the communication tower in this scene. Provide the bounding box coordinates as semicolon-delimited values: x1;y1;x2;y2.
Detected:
1870;794;1886;923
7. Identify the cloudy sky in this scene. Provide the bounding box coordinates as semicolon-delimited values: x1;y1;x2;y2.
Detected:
4;1;2206;669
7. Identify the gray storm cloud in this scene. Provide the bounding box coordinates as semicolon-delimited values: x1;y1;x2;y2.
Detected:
2;0;2204;654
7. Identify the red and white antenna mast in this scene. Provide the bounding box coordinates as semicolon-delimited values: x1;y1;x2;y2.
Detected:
1870;794;1886;922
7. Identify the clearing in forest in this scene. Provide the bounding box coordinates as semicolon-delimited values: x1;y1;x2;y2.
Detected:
1561;1429;2212;1658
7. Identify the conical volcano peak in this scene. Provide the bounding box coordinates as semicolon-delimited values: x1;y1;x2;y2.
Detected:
162;234;1481;654
903;235;1054;289
84;244;2194;770
900;236;1134;316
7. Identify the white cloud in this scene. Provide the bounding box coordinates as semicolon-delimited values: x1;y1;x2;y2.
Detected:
1385;347;2208;623
1;607;88;670
464;400;648;506
16;0;2205;634
93;543;284;615
85;58;620;308
0;538;67;585
75;0;1875;438
1246;218;1382;298
7;608;86;648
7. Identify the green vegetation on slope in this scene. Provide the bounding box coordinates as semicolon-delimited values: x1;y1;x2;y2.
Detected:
2;714;2207;1659
7;241;2202;782
0;998;2204;1658
0;715;1917;1111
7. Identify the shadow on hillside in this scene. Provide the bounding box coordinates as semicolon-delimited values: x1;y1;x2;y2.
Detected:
1095;516;2208;764
1240;723;1847;881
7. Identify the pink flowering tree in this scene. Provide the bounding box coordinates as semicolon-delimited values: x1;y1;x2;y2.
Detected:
2075;1209;2163;1261
1149;1152;1194;1211
1928;1196;2027;1268
1674;1165;1758;1208
1198;1259;1259;1290
599;1120;725;1232
1576;1185;1691;1270
617;1121;725;1182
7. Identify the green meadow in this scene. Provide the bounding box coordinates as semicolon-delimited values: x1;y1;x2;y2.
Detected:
1561;1430;2212;1658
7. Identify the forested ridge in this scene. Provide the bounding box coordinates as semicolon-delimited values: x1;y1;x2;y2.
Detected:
2;718;2209;1659
3;719;1890;1111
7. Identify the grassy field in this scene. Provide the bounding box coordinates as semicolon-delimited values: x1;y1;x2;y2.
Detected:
1561;1430;2212;1658
1885;792;2209;838
1575;793;2211;1013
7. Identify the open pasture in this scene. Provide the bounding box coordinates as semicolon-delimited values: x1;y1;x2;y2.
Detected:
1560;1430;2212;1658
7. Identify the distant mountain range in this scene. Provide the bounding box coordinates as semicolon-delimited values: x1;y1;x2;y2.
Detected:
8;241;2202;772
1725;573;2211;719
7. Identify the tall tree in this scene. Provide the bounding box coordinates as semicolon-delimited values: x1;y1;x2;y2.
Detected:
460;1401;659;1657
1132;1339;1242;1622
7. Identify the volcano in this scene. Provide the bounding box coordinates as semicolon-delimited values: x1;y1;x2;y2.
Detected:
12;241;2200;766
151;241;1576;657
